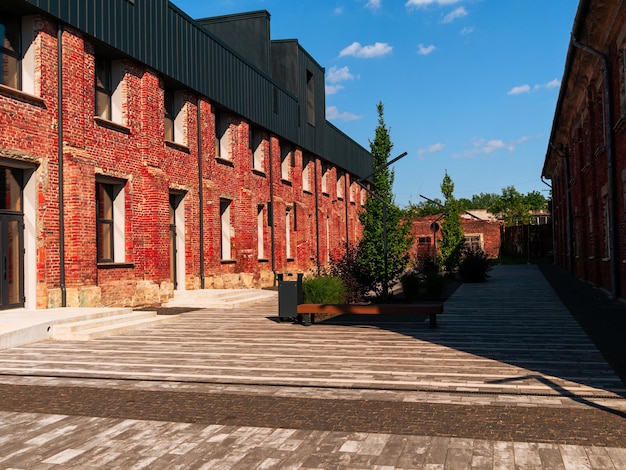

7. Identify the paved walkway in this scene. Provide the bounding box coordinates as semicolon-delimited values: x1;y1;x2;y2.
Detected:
0;264;625;468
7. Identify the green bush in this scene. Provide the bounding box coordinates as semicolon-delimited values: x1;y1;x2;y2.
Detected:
401;269;445;300
458;247;491;283
302;276;347;304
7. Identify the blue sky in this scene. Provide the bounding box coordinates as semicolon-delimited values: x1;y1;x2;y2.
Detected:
173;0;579;207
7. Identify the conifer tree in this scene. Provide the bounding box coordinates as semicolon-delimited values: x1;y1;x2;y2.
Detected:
439;171;465;273
357;102;413;297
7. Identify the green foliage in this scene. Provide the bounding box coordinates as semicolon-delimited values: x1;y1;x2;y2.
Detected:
357;102;413;296
401;256;444;300
488;186;548;226
302;276;347;304
406;197;443;217
438;172;465;273
458;247;492;283
328;244;369;303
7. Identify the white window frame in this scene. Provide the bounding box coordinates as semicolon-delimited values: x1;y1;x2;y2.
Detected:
164;89;186;145
281;144;292;181
251;127;264;172
302;155;311;192
321;163;328;194
257;205;265;260
96;177;126;263
216;113;231;160
285;207;292;260
220;199;232;260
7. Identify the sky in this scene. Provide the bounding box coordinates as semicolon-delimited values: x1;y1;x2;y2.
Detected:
172;0;579;207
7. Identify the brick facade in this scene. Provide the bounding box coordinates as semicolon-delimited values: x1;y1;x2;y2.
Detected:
409;214;503;263
0;4;369;309
543;0;626;300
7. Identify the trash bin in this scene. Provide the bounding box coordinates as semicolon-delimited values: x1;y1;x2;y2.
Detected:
277;272;303;320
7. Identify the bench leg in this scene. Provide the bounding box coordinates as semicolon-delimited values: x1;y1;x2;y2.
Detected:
302;313;311;326
429;314;437;328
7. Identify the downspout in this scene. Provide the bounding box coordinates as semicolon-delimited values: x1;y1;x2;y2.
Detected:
571;36;618;299
197;99;205;288
314;159;321;275
344;173;349;252
57;24;66;307
541;176;555;265
269;136;276;284
549;142;573;274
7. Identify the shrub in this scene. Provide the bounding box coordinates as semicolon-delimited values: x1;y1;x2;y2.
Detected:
401;269;445;301
458;247;491;283
328;244;369;303
302;276;347;304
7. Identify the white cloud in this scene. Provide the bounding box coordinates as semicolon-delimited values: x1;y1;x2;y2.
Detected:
545;78;561;89
418;142;445;159
442;6;467;23
327;65;354;83
406;0;462;9
339;41;392;58
456;136;533;158
508;84;531;95
460;26;474;35
417;43;436;55
326;84;344;95
335;7;344;14
508;79;561;95
326;106;362;121
366;0;381;10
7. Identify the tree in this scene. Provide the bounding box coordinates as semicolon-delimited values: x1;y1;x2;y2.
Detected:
357;102;413;297
438;171;465;273
406;197;443;217
489;185;535;226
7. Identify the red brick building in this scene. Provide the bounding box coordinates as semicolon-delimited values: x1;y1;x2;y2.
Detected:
0;1;372;309
543;0;626;300
409;214;503;263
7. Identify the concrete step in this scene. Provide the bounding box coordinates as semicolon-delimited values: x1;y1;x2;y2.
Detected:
164;289;277;309
52;311;179;341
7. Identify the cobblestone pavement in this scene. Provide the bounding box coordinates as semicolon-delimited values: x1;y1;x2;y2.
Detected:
0;264;625;468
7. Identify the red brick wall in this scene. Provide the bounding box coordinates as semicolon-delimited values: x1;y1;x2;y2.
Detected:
409;214;503;263
0;18;366;308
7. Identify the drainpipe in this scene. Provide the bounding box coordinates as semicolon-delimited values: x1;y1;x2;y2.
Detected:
269;136;276;284
571;36;618;299
314;159;321;275
549;143;573;274
197;99;205;288
57;24;66;307
344;173;349;252
541;176;556;265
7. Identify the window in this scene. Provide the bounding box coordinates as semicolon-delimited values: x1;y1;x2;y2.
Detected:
250;127;264;172
215;113;230;160
418;236;431;245
0;15;20;89
302;155;312;192
306;70;315;126
602;186;609;259
464;234;483;252
349;180;355;203
164;88;185;145
337;171;344;199
0;15;36;94
286;208;292;260
96;179;126;263
220;199;232;260
321;163;328;194
257;205;265;260
281;144;292;181
95;59;124;123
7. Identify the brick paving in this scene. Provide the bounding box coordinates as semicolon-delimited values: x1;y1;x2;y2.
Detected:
0;264;625;468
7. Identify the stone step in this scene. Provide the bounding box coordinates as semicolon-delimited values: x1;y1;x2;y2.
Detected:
164;289;277;309
52;311;179;341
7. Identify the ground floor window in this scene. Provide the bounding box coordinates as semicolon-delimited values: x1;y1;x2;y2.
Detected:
96;178;126;263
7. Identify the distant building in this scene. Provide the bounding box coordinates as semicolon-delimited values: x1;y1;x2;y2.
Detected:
0;1;372;309
542;0;626;299
410;214;504;262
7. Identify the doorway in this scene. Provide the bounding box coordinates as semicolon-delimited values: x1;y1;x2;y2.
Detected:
0;167;24;309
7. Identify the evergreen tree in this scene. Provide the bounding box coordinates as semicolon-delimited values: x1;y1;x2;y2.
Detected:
439;171;465;273
358;102;413;297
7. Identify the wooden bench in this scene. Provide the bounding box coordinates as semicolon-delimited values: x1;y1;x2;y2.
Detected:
295;303;443;328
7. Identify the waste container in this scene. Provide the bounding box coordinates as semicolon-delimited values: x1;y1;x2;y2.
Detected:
277;272;303;321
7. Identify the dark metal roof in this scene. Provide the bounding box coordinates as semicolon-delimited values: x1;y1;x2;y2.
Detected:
15;0;372;176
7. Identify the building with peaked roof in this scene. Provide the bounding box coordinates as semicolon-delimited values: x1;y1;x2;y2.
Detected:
542;0;626;299
0;0;372;309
